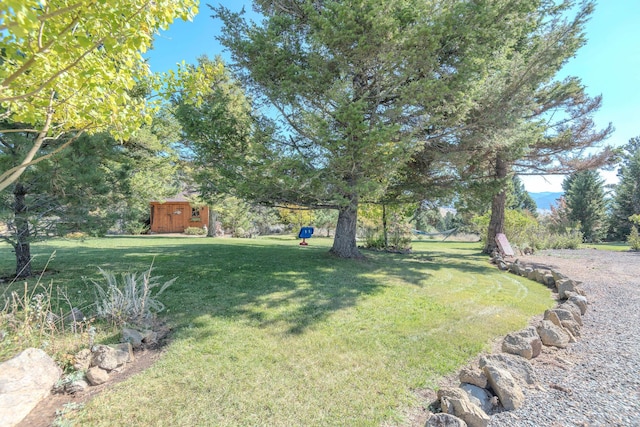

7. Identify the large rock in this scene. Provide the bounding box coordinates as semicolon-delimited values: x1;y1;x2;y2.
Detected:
63;308;85;330
478;353;537;386
508;262;521;276
86;366;109;386
73;348;92;371
438;387;490;427
459;367;488;389
568;294;588;315
501;326;542;360
0;348;62;427
122;328;144;349
542;273;555;288
543;311;578;342
537;320;570;348
557;302;583;326
549;308;581;337
426;413;468;427
91;343;133;371
64;379;88;394
556;278;585;299
483;364;525;411
460;383;493;414
550;269;567;282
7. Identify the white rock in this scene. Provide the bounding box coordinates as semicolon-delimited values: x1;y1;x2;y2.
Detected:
0;348;62;427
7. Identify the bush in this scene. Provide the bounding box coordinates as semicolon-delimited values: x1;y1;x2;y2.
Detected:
473;209;584;252
628;226;640;251
387;215;413;252
184;226;206;235
473;209;538;250
532;229;583;250
361;213;412;252
124;222;149;235
64;231;88;239
91;264;176;328
363;234;386;250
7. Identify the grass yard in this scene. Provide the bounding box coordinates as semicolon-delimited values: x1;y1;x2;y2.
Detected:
580;242;631;251
0;236;554;426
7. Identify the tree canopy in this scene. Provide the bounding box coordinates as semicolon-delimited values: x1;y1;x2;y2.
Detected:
213;0;551;258
0;0;199;191
437;0;613;252
563;169;607;243
609;137;640;239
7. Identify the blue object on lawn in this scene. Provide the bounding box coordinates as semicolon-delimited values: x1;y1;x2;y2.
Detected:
298;226;314;239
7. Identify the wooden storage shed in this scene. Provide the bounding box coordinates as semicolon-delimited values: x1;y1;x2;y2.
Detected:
149;196;209;234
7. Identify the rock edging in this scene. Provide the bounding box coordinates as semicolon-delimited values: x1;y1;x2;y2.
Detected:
425;255;589;427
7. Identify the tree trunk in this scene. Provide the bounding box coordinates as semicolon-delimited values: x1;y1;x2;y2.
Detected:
382;203;388;249
484;190;506;254
484;155;508;254
330;196;363;259
207;209;216;237
13;183;32;278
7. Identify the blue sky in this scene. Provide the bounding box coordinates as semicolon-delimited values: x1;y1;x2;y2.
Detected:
146;1;640;193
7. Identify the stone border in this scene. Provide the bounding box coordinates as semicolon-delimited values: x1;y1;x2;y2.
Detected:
425;254;588;427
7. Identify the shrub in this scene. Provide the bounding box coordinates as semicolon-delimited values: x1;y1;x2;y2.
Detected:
363;234;386;250
532;229;583;250
473;209;585;251
184;226;206;235
387;214;413;252
361;214;412;252
628;226;640;251
64;231;88;239
232;227;247;238
91;264;176;328
124;222;150;235
473;209;538;250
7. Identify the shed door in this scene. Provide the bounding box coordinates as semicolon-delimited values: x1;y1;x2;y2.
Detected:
153;204;186;233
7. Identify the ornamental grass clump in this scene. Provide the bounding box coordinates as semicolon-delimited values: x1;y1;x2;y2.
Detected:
91;264;176;328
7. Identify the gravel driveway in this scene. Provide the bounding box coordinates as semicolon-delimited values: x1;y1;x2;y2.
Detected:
489;249;640;427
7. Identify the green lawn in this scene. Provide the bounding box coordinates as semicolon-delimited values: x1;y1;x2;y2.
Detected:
0;236;554;426
580;241;631;251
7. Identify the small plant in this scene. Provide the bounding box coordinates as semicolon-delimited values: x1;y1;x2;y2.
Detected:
184;226;206;235
124;222;150;235
64;231;88;239
627;225;640;251
363;234;386;250
53;401;85;427
90;262;176;328
387;214;413;252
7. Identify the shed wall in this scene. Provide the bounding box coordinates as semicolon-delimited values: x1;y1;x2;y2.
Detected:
150;202;209;233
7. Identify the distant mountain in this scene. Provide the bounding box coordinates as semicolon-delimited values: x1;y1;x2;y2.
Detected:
529;192;563;212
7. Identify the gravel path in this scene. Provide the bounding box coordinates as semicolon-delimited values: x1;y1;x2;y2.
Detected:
489;249;640;427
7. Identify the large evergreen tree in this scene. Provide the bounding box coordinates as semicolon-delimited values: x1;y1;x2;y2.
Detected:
457;1;612;253
213;0;546;258
563;170;607;243
382;1;612;253
609;137;640;239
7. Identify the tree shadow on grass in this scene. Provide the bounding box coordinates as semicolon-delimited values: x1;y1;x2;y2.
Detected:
5;238;496;336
